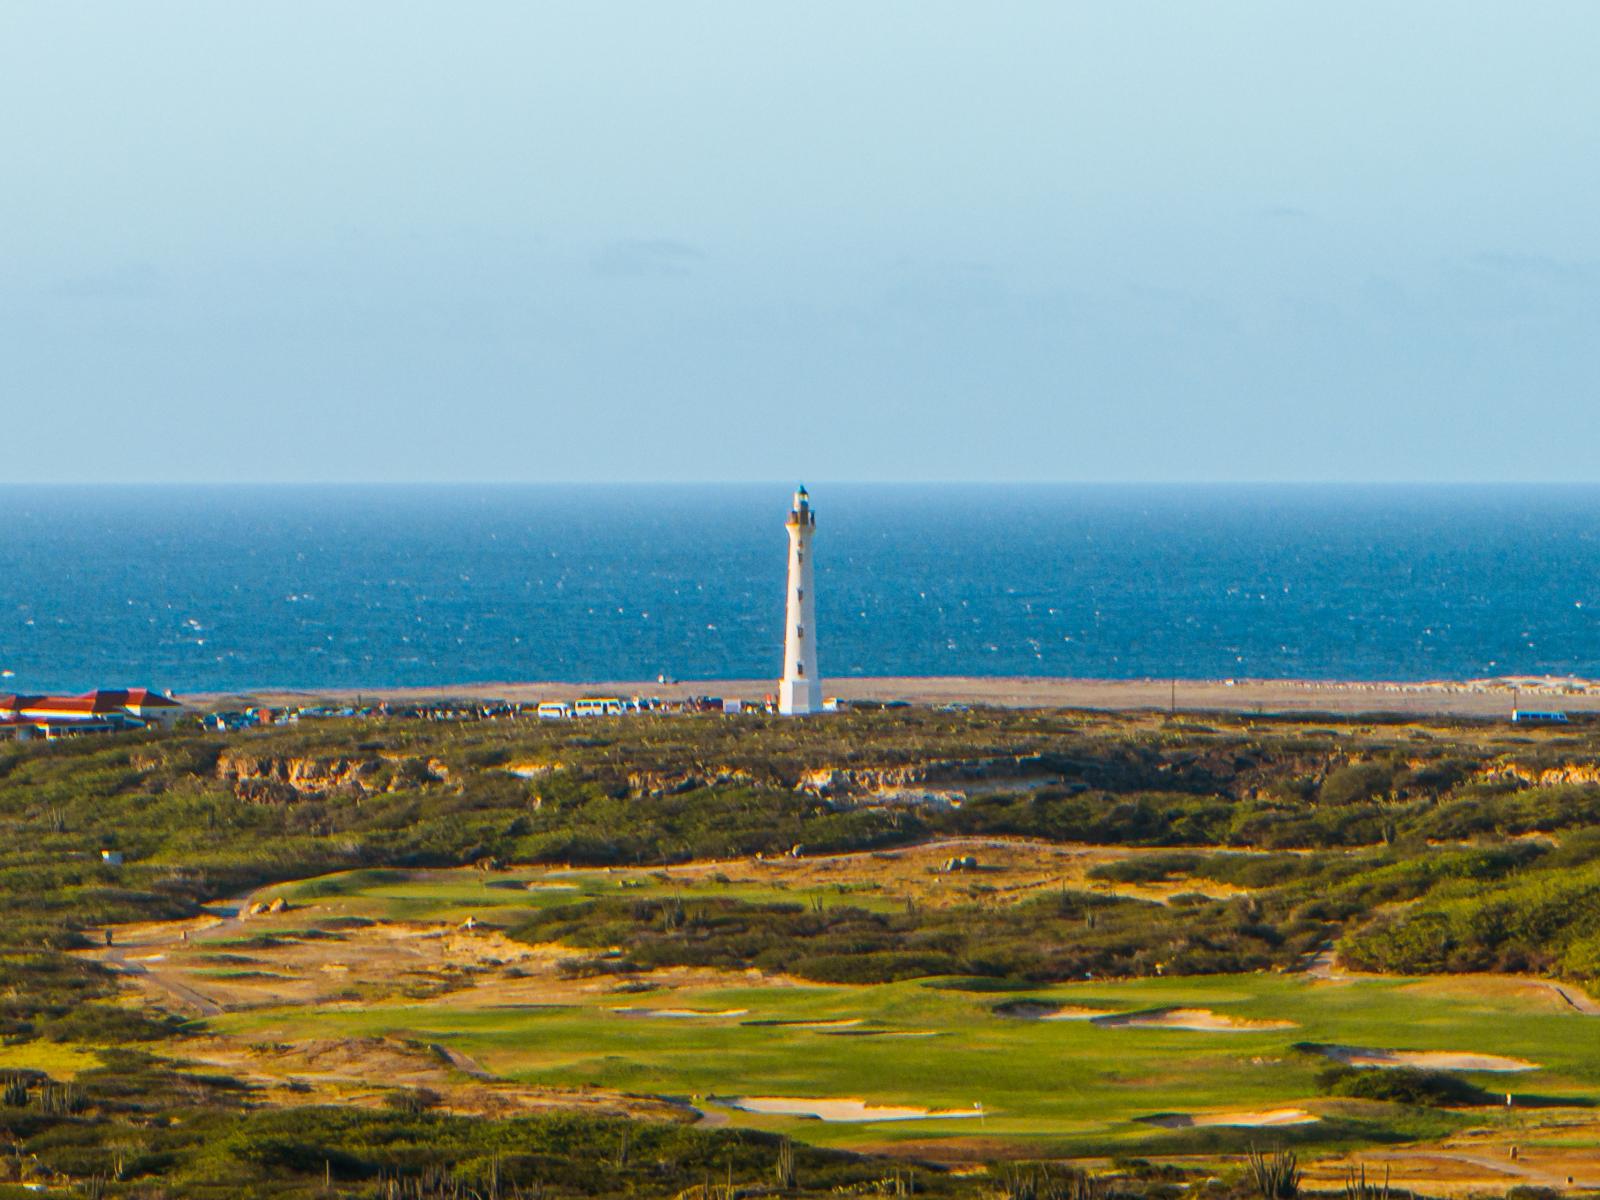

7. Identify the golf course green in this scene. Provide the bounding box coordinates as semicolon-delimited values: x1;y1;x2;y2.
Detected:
200;866;1598;1157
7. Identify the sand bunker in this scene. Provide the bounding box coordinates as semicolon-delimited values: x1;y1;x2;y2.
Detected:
745;1018;864;1029
1092;1007;1296;1032
1310;1044;1538;1072
995;1000;1114;1021
612;1007;749;1019
1040;1007;1112;1021
1140;1108;1318;1129
726;1096;984;1122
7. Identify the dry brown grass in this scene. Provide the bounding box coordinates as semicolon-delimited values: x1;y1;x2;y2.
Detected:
169;1034;690;1122
650;837;1255;908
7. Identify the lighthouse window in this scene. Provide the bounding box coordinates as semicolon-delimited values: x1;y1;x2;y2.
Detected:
796;626;804;639
796;588;803;601
797;664;805;676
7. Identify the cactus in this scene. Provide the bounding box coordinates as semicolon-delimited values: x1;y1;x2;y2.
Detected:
775;1135;796;1189
1343;1164;1398;1200
996;1164;1096;1200
1246;1145;1301;1200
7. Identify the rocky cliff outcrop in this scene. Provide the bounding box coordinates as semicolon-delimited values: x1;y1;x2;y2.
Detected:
618;753;1087;803
798;753;1084;805
626;766;761;798
217;753;450;803
1477;760;1600;788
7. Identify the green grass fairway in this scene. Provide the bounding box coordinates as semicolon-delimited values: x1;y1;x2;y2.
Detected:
275;864;902;921
208;940;1598;1155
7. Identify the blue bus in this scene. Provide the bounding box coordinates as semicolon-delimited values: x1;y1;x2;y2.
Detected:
1512;710;1569;725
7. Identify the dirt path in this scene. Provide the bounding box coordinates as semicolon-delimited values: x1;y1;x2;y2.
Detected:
1368;1150;1596;1190
1299;945;1385;981
1545;982;1600;1015
101;945;224;1018
692;1105;732;1128
1302;946;1600;1020
638;835;1289;876
1302;946;1341;978
626;835;1083;875
432;1044;495;1080
92;891;260;1018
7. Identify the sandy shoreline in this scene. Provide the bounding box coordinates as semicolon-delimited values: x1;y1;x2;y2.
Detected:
192;674;1600;718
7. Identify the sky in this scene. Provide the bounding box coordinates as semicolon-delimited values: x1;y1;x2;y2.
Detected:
2;3;1598;484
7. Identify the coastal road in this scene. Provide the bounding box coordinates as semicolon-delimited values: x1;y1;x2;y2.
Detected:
194;674;1600;719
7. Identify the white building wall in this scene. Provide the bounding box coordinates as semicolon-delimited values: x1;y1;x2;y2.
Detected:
779;488;822;715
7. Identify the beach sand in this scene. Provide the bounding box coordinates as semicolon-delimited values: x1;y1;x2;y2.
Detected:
197;674;1599;718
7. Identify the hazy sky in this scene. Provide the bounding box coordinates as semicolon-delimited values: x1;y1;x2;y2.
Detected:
3;4;1598;483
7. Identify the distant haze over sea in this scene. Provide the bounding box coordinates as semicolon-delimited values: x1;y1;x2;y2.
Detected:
3;484;1599;694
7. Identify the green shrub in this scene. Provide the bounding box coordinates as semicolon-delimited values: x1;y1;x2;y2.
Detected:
1317;1065;1490;1107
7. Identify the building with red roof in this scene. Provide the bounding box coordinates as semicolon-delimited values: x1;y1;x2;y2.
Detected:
0;689;184;740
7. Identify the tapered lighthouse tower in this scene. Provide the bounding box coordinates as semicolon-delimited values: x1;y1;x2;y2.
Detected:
778;486;822;715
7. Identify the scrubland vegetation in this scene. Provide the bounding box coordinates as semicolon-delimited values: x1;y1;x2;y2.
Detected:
3;706;1600;1194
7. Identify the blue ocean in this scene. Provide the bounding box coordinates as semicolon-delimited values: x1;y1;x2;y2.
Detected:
2;485;1598;694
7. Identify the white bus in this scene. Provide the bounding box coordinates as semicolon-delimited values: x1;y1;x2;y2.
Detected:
536;701;572;720
573;697;625;717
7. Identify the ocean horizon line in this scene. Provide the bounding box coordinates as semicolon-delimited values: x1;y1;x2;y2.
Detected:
6;486;1599;694
8;480;1600;491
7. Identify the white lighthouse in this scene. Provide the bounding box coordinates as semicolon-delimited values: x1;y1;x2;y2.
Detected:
778;486;822;715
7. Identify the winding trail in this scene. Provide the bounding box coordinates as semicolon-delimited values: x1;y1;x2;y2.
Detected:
1366;1150;1597;1191
101;945;224;1017
431;1044;495;1080
93;893;257;1019
628;835;1300;879
1302;945;1600;1017
1546;982;1600;1015
691;1105;731;1128
1302;946;1341;978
